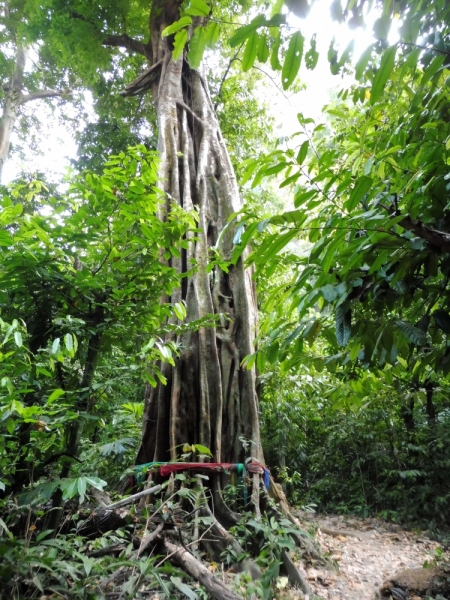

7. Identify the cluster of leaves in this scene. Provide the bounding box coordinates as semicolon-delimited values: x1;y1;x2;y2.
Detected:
0;146;197;500
238;41;450;376
0;503;207;599
260;365;450;527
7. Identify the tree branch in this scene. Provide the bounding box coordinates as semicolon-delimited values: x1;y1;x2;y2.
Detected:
399;41;450;57
399;215;450;254
106;484;162;510
378;202;450;253
103;34;149;58
20;89;72;104
43;451;83;467
213;44;243;111
120;59;163;96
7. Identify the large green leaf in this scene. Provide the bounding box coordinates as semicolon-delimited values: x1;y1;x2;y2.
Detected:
229;15;266;48
187;26;206;68
433;309;450;334
242;31;259;72
270;31;282;70
296;140;309;165
370;45;396;105
345;175;373;211
161;16;192;37
355;44;374;80
336;305;351;346
396;320;427;346
282;31;304;90
257;34;269;63
185;0;210;16
173;29;188;60
205;21;220;48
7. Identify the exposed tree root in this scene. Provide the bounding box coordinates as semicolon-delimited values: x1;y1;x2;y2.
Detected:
281;549;322;598
262;481;328;566
161;538;244;600
86;474;329;598
319;526;361;539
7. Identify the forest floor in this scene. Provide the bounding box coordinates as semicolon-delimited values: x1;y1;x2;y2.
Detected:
290;511;444;600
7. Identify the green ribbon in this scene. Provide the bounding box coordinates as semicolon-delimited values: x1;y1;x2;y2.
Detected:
133;461;167;484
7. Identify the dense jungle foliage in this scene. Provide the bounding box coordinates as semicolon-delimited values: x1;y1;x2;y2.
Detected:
1;0;450;597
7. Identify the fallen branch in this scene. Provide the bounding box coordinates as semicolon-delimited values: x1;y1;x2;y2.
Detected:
100;522;164;589
106;484;161;510
88;543;126;557
161;538;244;600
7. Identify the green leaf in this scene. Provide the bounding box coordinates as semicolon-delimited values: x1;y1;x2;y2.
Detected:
242;31;259;72
188;26;206;68
270;31;282;70
173;302;187;320
336;305;351;346
173;29;188;60
266;14;286;26
194;443;213;456
185;0;210;17
229;15;266;48
373;14;391;40
433;309;450;334
205;21;220;49
64;333;73;352
396;320;427;346
355;44;374;80
282;31;304;90
77;477;87;503
0;230;13;246
51;337;60;355
171;576;198;600
370;45;397;105
345;175;373;211
305;35;319;70
321;284;337;302
47;388;65;404
421;54;445;87
296;140;309;165
85;477;107;491
61;478;78;501
14;331;22;347
161;16;192;37
257;34;269;63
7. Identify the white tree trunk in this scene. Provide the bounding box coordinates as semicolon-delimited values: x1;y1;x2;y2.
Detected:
0;46;27;183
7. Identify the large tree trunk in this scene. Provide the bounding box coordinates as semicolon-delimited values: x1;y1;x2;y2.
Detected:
132;1;261;466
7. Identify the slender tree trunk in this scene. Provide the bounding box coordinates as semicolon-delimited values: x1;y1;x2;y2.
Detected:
0;45;27;183
133;1;261;466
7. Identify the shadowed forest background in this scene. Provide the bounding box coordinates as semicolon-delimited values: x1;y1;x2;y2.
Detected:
1;0;450;598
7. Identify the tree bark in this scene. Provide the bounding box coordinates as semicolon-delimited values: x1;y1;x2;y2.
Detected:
131;1;261;466
0;45;27;183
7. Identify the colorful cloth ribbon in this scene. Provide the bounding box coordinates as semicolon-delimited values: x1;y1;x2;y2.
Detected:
132;460;270;501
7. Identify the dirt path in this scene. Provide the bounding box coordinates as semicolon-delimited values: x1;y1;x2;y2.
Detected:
293;512;442;599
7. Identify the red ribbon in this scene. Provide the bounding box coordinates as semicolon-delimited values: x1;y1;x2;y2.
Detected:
160;462;237;476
